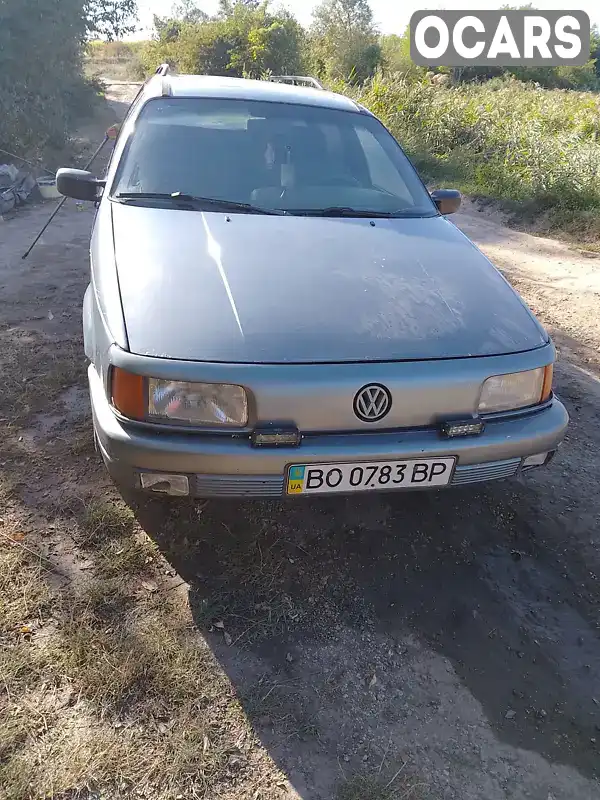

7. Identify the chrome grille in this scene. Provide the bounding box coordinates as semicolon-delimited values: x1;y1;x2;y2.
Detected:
452;458;521;486
195;474;284;498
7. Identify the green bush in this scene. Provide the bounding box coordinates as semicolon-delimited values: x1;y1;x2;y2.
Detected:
348;73;600;239
0;0;94;159
139;4;306;79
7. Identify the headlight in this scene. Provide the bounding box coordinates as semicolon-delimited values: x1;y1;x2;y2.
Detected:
478;365;553;414
148;378;247;426
111;368;248;426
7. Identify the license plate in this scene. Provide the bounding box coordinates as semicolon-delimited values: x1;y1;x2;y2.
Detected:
286;458;456;495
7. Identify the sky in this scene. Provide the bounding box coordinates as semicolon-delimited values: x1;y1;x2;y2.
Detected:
134;0;600;37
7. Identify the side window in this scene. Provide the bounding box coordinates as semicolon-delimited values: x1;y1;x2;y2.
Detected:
356;127;412;201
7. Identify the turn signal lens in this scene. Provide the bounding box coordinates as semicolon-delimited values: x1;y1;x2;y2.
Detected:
111;367;145;420
542;364;554;403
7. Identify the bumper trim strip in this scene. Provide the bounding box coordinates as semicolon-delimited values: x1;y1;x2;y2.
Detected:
191;458;523;497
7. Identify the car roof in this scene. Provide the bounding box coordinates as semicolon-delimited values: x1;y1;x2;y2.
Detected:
143;72;368;114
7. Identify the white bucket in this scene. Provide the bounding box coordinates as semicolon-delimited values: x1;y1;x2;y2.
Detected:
37;177;61;200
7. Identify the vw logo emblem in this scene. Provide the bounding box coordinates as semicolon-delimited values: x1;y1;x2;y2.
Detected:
354;384;392;423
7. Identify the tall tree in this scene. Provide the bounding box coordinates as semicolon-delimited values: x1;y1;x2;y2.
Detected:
1;0;90;153
85;0;138;40
311;0;381;83
147;1;306;79
218;0;260;17
154;0;208;41
312;0;374;37
225;3;305;77
171;0;208;24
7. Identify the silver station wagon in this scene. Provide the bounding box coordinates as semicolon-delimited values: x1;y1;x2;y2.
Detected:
57;67;569;499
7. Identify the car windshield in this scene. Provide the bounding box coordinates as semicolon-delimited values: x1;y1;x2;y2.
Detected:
110;96;438;217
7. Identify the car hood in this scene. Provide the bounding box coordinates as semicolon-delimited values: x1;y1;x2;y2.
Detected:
111;204;547;363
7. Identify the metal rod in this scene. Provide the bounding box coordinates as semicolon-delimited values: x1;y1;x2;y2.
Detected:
21;196;68;260
0;146;55;176
22;135;109;261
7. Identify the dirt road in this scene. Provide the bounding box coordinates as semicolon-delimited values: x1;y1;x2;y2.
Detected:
1;85;599;800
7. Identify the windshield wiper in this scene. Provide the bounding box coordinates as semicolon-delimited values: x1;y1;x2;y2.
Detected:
288;207;429;219
113;192;288;215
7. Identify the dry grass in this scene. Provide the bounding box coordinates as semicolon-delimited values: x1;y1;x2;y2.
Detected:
85;41;147;82
68;427;95;457
0;547;50;634
0;329;288;798
72;496;159;579
0;334;85;425
80;497;136;545
0;541;287;800
0;449;285;798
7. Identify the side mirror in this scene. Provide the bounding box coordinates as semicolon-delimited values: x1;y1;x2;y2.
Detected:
56;168;105;202
431;188;461;215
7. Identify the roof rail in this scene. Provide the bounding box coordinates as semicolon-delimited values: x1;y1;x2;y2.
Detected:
269;75;324;90
154;63;174;96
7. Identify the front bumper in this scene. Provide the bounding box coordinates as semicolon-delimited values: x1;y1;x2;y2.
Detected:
90;366;569;498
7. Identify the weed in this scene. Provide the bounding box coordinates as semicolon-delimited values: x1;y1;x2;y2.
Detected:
0;548;285;799
80;497;136;546
96;534;158;578
85;40;148;82
347;74;600;242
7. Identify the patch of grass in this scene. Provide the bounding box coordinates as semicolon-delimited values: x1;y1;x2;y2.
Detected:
0;547;50;634
0;547;57;767
84;575;138;621
0;547;286;799
85;40;148;82
0;333;86;425
56;589;228;716
96;534;158;579
80;497;136;546
69;428;95;457
240;676;319;740
77;496;162;580
151;505;309;642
